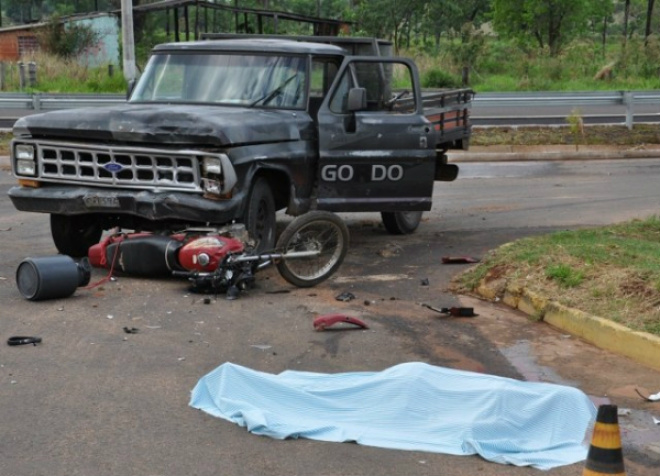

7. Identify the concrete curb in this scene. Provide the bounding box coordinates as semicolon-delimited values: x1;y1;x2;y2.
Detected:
476;279;660;372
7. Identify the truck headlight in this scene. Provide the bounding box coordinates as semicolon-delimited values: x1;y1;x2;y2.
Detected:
15;144;35;160
201;154;237;196
16;159;36;175
15;144;36;176
202;178;221;195
202;156;223;175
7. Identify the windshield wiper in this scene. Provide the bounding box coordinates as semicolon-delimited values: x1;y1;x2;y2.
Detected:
249;74;298;107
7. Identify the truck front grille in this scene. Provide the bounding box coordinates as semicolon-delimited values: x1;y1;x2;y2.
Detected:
35;141;202;191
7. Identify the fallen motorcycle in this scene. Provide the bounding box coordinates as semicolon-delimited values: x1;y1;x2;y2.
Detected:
88;211;349;299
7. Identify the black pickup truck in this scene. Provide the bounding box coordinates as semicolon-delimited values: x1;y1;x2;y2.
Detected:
8;35;472;256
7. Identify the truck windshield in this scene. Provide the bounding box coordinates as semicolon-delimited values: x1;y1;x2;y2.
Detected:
130;53;308;109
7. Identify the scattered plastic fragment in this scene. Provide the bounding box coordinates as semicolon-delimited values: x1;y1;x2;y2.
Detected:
123;327;139;334
635;388;660;401
7;336;42;346
335;292;356;302
313;314;369;331
441;256;480;264
617;408;631;416
422;304;478;317
653;417;660;425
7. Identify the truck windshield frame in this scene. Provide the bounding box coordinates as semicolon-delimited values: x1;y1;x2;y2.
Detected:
130;52;308;110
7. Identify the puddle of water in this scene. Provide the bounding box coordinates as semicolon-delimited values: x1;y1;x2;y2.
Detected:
500;340;577;386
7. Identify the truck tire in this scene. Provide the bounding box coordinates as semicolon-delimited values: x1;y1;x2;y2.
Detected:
381;211;423;235
50;214;104;257
244;178;276;252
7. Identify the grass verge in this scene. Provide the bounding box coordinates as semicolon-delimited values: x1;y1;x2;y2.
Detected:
453;216;660;337
471;124;660;147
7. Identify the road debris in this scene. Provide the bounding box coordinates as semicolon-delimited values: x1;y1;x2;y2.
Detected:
122;327;140;334
635;388;660;401
7;336;42;346
313;314;369;331
16;255;92;301
378;243;402;258
441;256;480;264
335;291;356;302
421;304;478;317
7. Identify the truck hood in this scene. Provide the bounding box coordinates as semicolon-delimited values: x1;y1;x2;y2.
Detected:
13;103;310;147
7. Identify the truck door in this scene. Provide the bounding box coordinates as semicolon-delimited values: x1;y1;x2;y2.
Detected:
315;57;436;212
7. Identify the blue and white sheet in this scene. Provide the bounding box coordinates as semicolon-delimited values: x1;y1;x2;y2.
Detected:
190;362;596;470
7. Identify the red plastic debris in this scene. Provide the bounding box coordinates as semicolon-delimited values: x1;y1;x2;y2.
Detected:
313;314;369;331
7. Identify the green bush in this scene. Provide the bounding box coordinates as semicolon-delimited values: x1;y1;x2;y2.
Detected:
422;68;461;88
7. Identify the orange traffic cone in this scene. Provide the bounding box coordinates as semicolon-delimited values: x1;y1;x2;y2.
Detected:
583;404;626;476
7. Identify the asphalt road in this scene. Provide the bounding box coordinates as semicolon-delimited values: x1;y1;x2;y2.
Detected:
1;158;660;476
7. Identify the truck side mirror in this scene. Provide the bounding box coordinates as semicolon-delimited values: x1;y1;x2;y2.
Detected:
346;87;367;112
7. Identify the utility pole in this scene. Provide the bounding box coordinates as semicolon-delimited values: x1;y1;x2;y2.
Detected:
121;0;137;81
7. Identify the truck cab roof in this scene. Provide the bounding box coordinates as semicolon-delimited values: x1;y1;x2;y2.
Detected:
152;38;348;56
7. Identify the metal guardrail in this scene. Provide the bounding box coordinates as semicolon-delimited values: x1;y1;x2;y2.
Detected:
0;92;126;111
0;90;658;128
476;91;660;129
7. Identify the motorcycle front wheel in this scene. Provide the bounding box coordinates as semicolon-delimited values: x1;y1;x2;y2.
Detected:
275;211;349;288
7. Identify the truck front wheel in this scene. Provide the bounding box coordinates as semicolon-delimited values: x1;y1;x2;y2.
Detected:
50;214;104;257
381;211;423;235
244;178;276;252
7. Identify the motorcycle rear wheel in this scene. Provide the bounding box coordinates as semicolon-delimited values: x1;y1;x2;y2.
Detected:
275;211;349;288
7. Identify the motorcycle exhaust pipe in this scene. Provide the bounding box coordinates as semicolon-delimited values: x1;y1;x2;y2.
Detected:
16;255;91;301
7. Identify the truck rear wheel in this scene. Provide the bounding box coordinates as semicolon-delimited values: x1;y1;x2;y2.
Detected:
244;178;276;252
381;211;423;235
50;214;104;257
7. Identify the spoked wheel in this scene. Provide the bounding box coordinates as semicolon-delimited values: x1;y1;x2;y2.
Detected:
275;211;349;288
381;211;423;235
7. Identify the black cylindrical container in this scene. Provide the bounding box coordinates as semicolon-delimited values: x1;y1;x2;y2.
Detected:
16;256;91;301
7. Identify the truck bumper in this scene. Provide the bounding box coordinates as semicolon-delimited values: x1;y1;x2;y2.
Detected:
8;185;242;224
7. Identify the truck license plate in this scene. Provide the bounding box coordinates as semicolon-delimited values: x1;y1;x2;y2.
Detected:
83;195;120;208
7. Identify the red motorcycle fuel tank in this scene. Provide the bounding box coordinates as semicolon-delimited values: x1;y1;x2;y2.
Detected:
178;235;245;272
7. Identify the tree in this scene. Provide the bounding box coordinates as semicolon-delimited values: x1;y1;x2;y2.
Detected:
36;15;100;58
644;0;656;43
492;0;600;55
